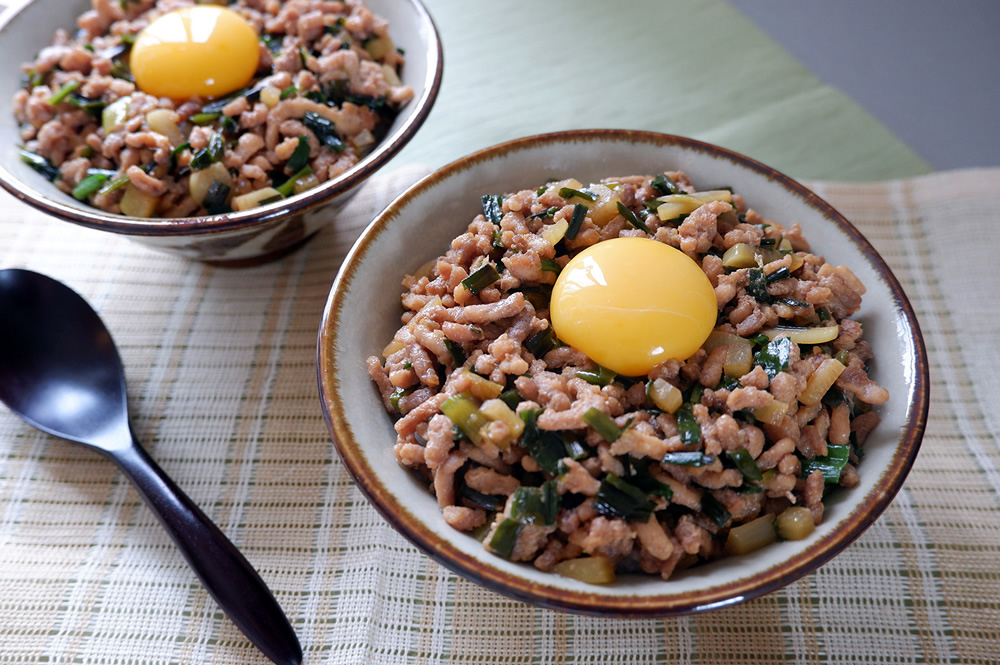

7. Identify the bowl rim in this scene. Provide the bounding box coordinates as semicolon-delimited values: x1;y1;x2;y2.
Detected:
0;0;443;236
317;128;930;617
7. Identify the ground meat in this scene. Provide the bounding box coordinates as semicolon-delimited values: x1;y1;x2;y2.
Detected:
16;0;414;218
368;170;885;583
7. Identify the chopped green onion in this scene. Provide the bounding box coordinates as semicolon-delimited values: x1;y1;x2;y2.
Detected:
766;266;791;284
487;517;522;559
616;201;652;233
203;180;231;215
676;405;701;445
575;366;616;386
594;474;655;522
661;451;715;467
509;481;559;526
499;389;522;410
189;132;225;171
459;485;506;511
286;136;311;174
47;80;81;106
583;407;622;443
66;94;104;114
540;259;561;274
71;173;110;200
725;448;763;481
527;206;558;220
461;263;501;295
701;493;732;527
260;33;282;53
564;203;588;240
97;173;130;195
481;193;504;225
388;386;411;412
443;338;466;367
519;408;567;475
19;149;60;181
302;111;345;151
524;327;559;359
748;333;770;346
650;173;681;196
777;297;809;308
563;438;589;461
558;186;596;202
746;268;772;303
626;458;673;499
801;444;851;484
754;336;792;380
759;237;777;248
276;165;313;197
280;85;298;100
441;393;488;446
190;112;221;125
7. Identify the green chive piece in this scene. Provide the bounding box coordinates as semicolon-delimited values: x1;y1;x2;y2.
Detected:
575;366;616;386
583;407;622;443
801;444;851;484
97;172;130;195
443;338;466;367
481;193;504;225
616;201;652;233
524;327;559;358
594;474;655;522
651;173;681;196
280;84;298;100
564;203;588;240
766;266;791;284
487;517;523;559
461;263;501;295
558;186;596;202
276;165;313;197
725;448;763;481
661;451;716;467
19;149;60;181
71;173;110;200
47;80;81;106
701;493;732;527
540;259;561;274
286;136;311;173
676;405;702;445
190;112;221;125
303;111;345;151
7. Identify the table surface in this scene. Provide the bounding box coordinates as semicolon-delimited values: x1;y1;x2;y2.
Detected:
2;1;999;664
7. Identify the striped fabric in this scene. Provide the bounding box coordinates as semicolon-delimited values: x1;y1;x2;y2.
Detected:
1;167;998;663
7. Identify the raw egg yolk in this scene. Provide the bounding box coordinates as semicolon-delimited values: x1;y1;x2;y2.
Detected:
131;6;260;100
550;237;717;376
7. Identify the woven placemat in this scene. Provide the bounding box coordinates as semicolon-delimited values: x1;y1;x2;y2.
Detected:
1;166;998;664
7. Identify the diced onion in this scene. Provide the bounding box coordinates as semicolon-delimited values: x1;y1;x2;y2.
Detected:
119;184;158;217
540;218;569;246
799;357;847;406
725;513;777;555
232;187;282;211
775;506;815;540
553;555;616;585
760;325;840;345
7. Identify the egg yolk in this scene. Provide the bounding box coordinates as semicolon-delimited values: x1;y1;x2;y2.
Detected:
550;237;717;376
131;6;260;100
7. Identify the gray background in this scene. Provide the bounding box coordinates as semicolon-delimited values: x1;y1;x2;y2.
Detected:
728;0;1000;170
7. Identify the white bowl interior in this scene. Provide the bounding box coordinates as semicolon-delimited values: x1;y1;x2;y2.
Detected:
0;0;440;222
325;132;922;608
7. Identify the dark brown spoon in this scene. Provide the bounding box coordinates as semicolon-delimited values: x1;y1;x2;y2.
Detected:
0;269;302;665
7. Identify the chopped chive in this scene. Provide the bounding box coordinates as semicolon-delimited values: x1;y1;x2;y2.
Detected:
524;327;559;358
564;203;588;240
558;186;596;202
563;438;589;461
459;484;506;511
190;112;221;125
47;80;81;105
499;389;522;410
748;333;770;346
280;84;298;100
594;474;655;522
650;173;681;196
801;444;851;484
519;408;568;474
19;149;60;181
302;111;345;151
509;481;559;526
817;307;831;322
71;173;110;200
754;336;792;380
276;165;313;197
461;263;501;295
575;366;616;386
701;493;732;527
583;407;622;443
746;268;772;303
616;201;652;233
536;184;547;196
725;448;763;481
759;237;777;248
443;338;466;367
203;180;231;214
97;172;130;195
661;451;715;467
481;193;504;225
286;136;311;173
526;206;558;220
487;517;522;559
257;194;284;206
777;297;810;308
676;405;701;446
766;266;791;283
540;259;561;274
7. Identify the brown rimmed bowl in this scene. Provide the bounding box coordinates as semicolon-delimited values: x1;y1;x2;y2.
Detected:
317;129;929;616
0;0;441;265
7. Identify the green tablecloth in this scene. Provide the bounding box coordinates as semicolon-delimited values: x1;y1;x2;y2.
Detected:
394;0;930;182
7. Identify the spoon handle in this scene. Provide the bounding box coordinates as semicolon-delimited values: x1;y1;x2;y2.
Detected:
111;437;302;665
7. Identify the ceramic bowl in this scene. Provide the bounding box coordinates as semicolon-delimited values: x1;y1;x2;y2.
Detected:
317;129;929;616
0;0;441;264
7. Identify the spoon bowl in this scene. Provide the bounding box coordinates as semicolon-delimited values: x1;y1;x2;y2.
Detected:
0;269;302;665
